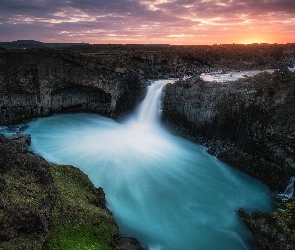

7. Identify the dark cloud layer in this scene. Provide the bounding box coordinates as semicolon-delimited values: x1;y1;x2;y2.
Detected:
0;0;294;44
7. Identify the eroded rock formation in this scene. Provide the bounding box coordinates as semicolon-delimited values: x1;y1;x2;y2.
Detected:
163;68;295;250
163;69;295;191
1;43;293;125
0;48;148;124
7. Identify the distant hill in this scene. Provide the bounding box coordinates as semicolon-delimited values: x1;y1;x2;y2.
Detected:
0;40;89;49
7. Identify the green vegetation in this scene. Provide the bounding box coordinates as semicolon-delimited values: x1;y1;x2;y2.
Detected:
239;200;295;249
237;150;251;158
45;165;120;250
272;201;295;240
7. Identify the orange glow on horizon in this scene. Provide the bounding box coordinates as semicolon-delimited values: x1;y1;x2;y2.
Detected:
239;39;270;45
233;32;281;45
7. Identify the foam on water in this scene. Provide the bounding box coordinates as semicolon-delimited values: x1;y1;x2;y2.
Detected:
200;69;276;82
12;79;275;250
277;176;295;201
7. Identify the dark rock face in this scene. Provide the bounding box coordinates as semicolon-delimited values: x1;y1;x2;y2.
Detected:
0;134;56;249
0;48;147;125
1;43;293;125
163;69;295;250
9;134;31;150
163;69;295;191
239;207;295;250
120;237;145;250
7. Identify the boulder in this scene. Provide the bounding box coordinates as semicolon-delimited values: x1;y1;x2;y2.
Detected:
9;134;31;150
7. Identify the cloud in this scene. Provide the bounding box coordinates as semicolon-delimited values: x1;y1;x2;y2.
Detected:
0;0;294;44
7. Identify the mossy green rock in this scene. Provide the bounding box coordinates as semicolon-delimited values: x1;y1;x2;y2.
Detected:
239;201;295;250
0;134;143;249
45;164;120;250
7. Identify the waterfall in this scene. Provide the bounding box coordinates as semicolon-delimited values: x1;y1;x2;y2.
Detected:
277;177;295;201
128;79;174;130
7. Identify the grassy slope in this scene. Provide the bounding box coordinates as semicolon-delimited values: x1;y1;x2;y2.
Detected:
45;165;120;250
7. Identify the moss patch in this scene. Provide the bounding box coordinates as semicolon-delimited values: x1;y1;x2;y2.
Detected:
240;200;295;250
44;165;120;250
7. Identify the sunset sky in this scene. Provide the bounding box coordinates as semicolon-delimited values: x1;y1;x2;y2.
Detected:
0;0;294;45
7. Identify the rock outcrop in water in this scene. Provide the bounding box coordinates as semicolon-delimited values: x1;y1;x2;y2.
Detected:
239;205;295;250
9;133;31;150
0;134;144;249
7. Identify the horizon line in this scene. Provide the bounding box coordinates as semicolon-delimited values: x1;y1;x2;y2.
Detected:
1;39;295;46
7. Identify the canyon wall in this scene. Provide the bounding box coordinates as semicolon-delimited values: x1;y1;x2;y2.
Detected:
1;44;294;189
0;48;147;124
163;69;295;191
1;43;295;249
1;43;293;125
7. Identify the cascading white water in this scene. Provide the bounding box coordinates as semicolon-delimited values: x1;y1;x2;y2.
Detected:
127;79;174;131
5;79;275;250
277;177;295;201
136;80;168;126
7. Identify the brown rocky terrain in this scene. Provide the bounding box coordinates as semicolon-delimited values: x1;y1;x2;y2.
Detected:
0;134;56;248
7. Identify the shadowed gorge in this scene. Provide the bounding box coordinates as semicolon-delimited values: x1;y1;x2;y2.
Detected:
6;80;275;250
1;44;295;249
0;44;294;124
163;69;295;190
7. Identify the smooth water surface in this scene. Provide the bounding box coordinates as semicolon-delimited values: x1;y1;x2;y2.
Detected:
10;80;274;250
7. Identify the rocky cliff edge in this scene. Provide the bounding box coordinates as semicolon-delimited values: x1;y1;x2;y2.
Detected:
163;69;295;249
0;134;143;250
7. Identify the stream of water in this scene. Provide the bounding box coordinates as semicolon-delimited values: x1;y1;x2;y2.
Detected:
3;79;275;249
200;69;276;82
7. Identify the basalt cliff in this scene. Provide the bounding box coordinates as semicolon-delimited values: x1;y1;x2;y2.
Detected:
163;69;295;249
0;43;293;125
163;69;295;191
0;47;147;125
